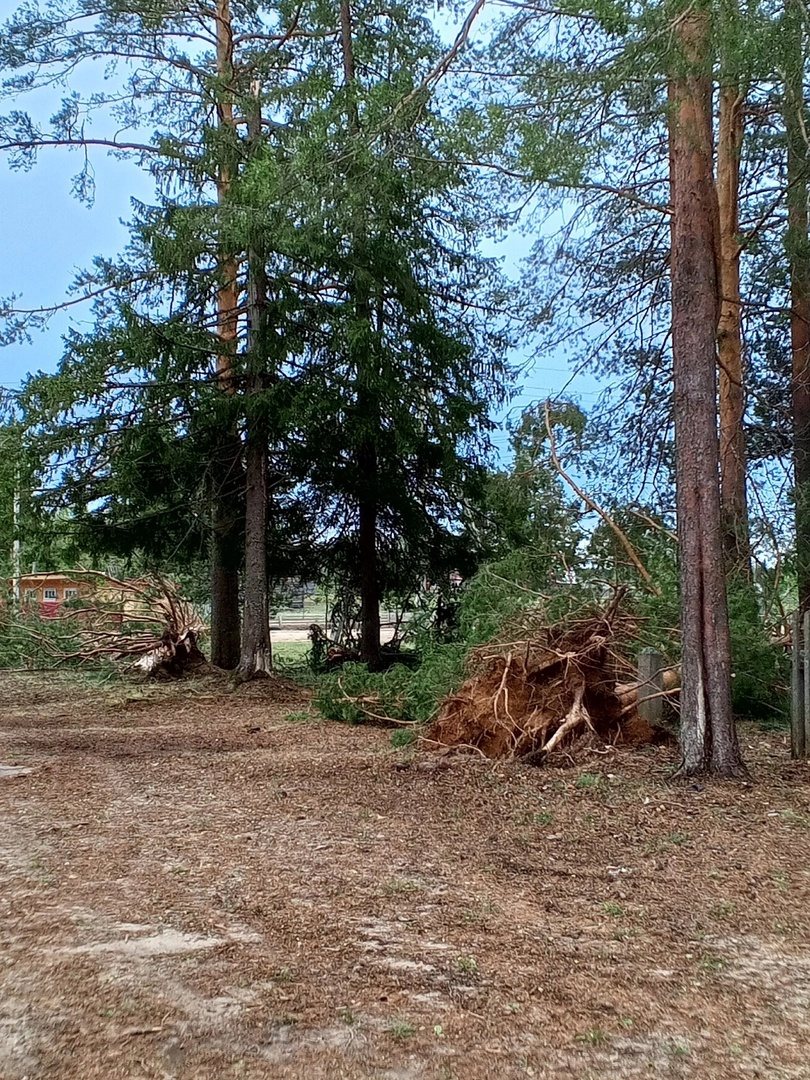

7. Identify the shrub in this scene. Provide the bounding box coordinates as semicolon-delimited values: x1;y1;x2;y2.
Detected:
314;642;468;727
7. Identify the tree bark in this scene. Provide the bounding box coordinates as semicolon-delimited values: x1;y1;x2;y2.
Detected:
210;0;241;669
237;81;273;679
668;6;746;777
210;434;242;668
784;0;810;616
239;417;272;678
358;439;382;670
716;81;751;578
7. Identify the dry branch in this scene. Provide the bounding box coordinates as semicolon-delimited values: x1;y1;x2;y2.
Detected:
543;401;660;595
5;575;206;677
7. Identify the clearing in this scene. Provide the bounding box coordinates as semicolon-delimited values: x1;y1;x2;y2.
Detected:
1;672;809;1079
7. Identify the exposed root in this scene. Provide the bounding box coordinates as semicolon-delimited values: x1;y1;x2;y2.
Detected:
428;591;674;763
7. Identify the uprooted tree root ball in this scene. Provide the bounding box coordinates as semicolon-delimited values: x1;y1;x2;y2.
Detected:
1;573;208;678
426;591;674;762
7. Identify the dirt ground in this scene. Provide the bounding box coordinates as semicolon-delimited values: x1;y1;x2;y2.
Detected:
1;672;810;1080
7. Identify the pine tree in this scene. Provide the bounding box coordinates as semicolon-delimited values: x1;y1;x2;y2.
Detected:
282;0;510;666
668;2;745;776
479;0;756;773
3;0;509;677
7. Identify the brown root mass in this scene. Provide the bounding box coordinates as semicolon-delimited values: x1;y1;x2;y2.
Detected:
428;594;669;761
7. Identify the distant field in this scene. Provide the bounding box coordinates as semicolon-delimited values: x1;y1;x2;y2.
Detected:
271;639;311;662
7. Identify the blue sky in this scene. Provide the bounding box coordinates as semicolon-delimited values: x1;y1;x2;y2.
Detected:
0;0;601;455
1;151;153;387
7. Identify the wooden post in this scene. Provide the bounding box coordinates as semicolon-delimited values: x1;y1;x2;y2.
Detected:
791;611;804;758
638;648;664;726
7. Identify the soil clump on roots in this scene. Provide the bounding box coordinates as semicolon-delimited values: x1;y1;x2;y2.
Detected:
428;590;672;761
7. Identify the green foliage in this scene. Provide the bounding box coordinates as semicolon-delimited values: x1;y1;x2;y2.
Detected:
315;662;410;725
314;640;468;727
3;0;512;641
0;611;82;670
390;728;416;749
457;549;558;644
575;772;604;790
726;579;789;724
627;533;789;723
315;404;590;728
403;643;468;724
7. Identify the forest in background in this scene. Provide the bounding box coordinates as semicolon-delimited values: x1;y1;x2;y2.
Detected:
0;0;808;776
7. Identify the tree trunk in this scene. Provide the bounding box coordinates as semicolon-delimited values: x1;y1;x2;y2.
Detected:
210;433;242;668
237;80;273;680
210;0;241;668
784;0;810;616
716;81;751;579
238;421;272;678
668;6;746;777
358;439;382;670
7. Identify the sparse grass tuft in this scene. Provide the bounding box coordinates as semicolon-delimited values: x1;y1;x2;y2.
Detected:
389;1019;415;1040
699;953;726;973
709;900;736;920
779;808;810;829
576;1027;609;1046
382;876;423;895
455;954;478;975
575;772;603;790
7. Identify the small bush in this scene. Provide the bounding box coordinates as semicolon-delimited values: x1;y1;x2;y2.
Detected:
727;580;789;723
632;562;790;725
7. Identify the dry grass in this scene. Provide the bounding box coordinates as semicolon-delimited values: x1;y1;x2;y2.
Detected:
1;671;809;1079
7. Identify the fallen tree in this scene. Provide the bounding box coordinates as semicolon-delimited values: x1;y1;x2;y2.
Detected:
426;589;676;761
2;574;207;677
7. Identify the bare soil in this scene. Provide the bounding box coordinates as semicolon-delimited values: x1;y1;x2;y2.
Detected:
1;671;809;1080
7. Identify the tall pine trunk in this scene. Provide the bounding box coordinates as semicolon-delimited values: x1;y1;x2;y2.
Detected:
341;0;382;669
210;0;241;668
358;439;382;669
239;412;271;678
668;6;746;777
784;0;810;616
210;433;242;668
237;81;273;679
716;81;751;578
